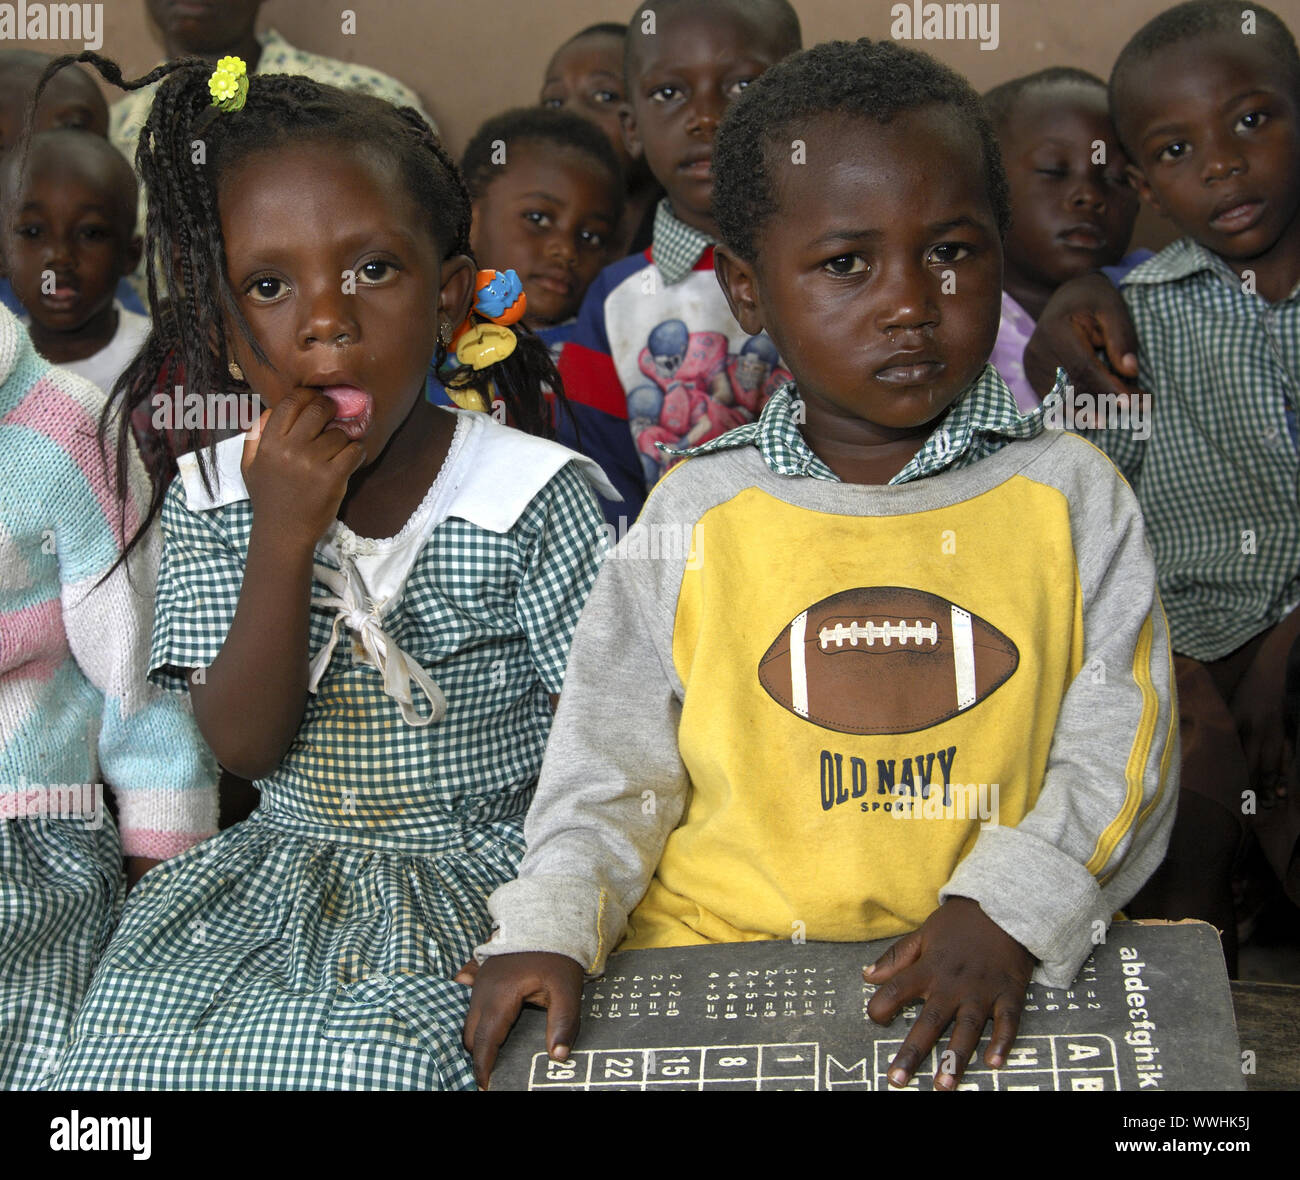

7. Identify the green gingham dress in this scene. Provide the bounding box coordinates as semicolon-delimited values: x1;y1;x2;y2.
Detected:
0;816;123;1089
52;410;610;1090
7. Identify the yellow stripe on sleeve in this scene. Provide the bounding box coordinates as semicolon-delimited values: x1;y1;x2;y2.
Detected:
1087;615;1158;876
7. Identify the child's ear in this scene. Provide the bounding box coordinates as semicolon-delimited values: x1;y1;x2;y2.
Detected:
713;245;765;335
439;253;476;330
618;103;644;162
1125;162;1166;218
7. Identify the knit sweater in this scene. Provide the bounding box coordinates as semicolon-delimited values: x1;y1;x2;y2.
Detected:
0;305;217;857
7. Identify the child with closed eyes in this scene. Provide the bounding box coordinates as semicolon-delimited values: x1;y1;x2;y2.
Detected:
37;53;612;1091
465;38;1177;1091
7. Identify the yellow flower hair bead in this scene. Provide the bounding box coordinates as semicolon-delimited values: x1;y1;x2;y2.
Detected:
208;56;249;112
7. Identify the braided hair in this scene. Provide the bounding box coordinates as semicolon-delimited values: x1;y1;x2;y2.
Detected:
22;53;571;566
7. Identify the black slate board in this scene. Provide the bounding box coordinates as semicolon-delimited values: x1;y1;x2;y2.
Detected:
489;920;1242;1091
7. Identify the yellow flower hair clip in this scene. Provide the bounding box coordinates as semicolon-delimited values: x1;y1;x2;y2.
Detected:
208;56;248;112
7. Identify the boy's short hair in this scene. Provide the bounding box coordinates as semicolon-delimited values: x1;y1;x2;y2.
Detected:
1110;0;1300;144
622;0;802;89
713;38;1010;263
983;67;1107;132
460;106;625;206
3;128;137;230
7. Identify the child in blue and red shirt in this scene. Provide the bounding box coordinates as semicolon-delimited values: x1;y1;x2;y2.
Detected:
555;0;801;510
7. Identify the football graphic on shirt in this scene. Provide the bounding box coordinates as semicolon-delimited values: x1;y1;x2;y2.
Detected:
757;587;1019;734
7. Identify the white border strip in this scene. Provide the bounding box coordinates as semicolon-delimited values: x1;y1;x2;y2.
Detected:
951;606;976;710
790;612;809;718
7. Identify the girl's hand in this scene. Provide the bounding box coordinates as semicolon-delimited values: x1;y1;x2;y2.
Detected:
240;390;366;547
864;897;1034;1090
460;951;586;1090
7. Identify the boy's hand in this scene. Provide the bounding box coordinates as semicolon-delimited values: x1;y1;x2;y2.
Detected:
865;897;1034;1091
240;391;366;548
460;951;586;1090
1023;271;1146;405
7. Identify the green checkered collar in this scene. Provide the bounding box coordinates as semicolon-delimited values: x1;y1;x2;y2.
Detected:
652;198;718;285
1125;237;1300;301
671;365;1051;485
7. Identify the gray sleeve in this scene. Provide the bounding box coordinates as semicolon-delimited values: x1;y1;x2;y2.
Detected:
476;485;694;975
941;435;1178;987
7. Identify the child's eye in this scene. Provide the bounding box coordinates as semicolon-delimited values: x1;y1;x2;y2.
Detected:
725;78;755;99
15;224;40;239
591;89;621;104
1035;167;1068;178
648;85;680;103
1156;140;1190;163
523;210;553;229
80;225;111;241
246;276;287;302
540;95;564;109
1236;110;1268;132
930;243;971;265
579;228;605;249
823;255;866;276
358;259;398;284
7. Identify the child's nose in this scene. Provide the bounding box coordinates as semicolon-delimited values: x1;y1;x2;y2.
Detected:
299;286;360;347
546;233;576;265
685;91;726;136
875;265;939;336
43;234;74;268
1200;128;1247;182
1069;175;1107;211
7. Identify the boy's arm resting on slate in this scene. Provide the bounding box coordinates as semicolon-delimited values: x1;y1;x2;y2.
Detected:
477;487;690;973
940;437;1178;987
464;490;687;1085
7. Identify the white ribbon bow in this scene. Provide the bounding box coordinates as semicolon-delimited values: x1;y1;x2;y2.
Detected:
307;559;447;727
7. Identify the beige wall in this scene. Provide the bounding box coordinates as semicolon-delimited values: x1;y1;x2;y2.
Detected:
29;0;1300;248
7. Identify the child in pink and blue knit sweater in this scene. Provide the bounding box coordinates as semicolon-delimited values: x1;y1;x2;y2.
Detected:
0;302;217;1088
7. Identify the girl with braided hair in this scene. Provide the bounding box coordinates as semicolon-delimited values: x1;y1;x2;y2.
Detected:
35;53;612;1090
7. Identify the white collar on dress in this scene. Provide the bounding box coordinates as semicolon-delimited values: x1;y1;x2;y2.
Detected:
176;407;620;531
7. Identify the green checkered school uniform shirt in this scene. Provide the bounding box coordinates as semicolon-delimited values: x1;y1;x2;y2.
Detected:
1077;239;1300;662
671;363;1052;481
52;412;609;1091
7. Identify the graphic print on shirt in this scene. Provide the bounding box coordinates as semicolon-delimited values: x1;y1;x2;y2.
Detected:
625;321;791;484
757;587;1020;735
